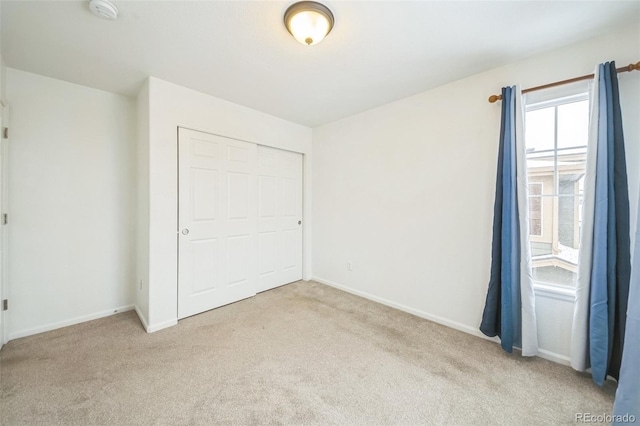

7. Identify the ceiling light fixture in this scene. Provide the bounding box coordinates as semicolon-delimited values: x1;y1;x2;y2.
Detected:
89;0;119;20
284;1;334;46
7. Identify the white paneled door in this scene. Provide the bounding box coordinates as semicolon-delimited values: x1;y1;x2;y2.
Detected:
178;129;303;319
178;128;258;319
257;146;303;292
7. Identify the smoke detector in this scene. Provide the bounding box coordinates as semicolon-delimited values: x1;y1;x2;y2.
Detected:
89;0;118;20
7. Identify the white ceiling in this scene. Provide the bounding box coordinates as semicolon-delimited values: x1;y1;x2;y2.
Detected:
2;1;639;127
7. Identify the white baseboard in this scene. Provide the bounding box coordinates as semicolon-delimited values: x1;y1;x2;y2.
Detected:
147;318;178;333
8;304;135;340
134;305;178;333
312;276;493;339
537;348;571;366
311;276;570;366
134;305;150;332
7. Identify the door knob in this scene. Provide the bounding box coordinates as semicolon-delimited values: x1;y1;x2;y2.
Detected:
298;220;302;225
182;229;190;235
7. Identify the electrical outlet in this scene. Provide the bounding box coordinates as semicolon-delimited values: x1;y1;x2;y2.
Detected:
347;261;352;271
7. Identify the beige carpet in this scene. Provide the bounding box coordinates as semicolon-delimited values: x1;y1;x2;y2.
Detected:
0;281;615;425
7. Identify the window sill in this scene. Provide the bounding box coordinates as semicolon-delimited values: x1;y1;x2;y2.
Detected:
533;282;576;303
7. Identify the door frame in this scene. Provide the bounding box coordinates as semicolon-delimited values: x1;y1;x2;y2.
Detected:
0;103;9;347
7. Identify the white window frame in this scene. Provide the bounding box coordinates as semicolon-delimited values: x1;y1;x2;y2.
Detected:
524;82;590;299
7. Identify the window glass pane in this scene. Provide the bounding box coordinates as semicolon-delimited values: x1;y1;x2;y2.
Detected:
525;93;588;289
528;183;542;237
557;193;580;284
526;107;555;176
532;265;577;287
530;194;578;288
557;100;589;149
525;107;555;152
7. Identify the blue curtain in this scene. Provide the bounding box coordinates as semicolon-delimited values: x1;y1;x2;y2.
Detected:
589;61;631;386
480;86;522;352
613;185;640;421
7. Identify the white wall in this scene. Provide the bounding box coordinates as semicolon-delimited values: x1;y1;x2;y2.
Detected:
311;23;640;363
143;78;312;332
0;60;4;104
6;69;137;339
135;80;150;329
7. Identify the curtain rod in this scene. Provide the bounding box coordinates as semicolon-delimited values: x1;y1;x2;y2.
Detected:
488;61;640;103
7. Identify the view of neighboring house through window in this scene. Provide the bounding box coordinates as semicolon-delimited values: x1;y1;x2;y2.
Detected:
528;182;543;237
525;92;589;289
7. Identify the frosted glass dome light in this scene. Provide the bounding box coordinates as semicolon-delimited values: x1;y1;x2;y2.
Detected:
284;2;334;46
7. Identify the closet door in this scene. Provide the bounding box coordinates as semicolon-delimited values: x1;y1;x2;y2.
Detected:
178;128;257;319
257;146;303;292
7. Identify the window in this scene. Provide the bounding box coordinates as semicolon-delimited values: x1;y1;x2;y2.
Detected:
528;182;543;237
525;92;589;289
